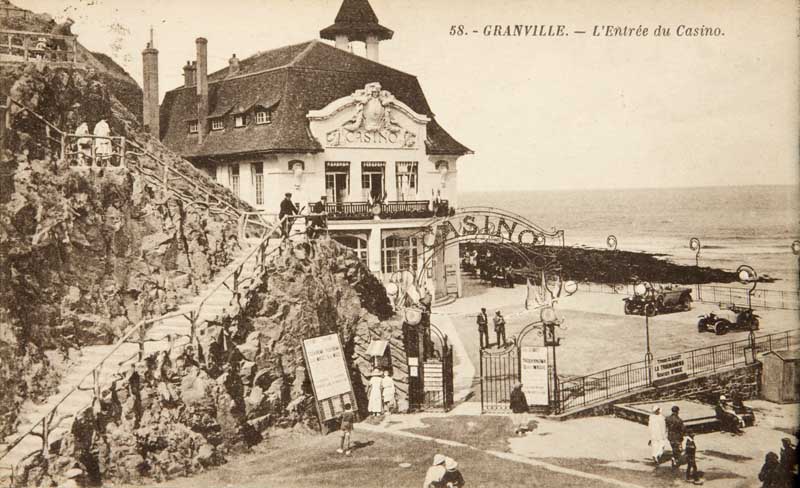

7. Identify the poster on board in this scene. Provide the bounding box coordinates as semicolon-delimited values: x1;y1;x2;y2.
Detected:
520;346;549;406
302;333;353;419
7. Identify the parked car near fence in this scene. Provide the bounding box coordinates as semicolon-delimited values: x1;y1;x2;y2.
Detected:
697;304;760;335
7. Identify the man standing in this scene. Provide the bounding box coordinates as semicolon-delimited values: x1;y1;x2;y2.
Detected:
665;405;685;468
476;308;489;349
493;310;507;347
780;437;797;484
279;192;297;237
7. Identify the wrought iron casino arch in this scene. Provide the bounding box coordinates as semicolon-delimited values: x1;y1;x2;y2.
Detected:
409;206;566;289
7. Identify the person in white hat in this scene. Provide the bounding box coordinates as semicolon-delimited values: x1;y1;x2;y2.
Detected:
57;467;83;488
367;368;383;416
423;454;447;488
714;394;744;434
441;456;465;487
648;406;668;465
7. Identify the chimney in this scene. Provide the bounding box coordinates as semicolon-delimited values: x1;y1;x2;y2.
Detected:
228;53;239;76
365;34;379;62
183;61;196;87
141;28;160;138
195;37;208;144
335;34;349;51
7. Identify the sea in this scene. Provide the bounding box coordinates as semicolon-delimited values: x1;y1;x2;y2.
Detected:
461;185;800;290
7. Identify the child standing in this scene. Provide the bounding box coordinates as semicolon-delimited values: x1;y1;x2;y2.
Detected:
685;433;701;484
337;403;355;455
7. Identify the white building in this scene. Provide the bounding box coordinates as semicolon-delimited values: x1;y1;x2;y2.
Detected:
149;0;471;299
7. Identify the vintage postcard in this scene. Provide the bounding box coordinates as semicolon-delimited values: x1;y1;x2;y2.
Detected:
0;0;797;487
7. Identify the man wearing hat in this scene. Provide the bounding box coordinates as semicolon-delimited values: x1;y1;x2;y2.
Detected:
665;405;685;468
493;310;506;347
423;454;447;488
476;307;489;349
441;457;465;487
714;395;743;435
278;192;298;237
57;467;83;488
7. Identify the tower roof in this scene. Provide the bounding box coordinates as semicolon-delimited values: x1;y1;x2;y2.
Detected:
320;0;393;42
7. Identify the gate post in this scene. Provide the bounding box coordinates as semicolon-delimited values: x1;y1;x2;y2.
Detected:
479;348;484;413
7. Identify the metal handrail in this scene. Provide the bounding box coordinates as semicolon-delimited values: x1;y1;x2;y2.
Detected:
557;328;797;412
0;216;287;466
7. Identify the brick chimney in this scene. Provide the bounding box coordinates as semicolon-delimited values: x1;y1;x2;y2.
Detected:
183;61;196;87
141;28;159;138
196;37;208;144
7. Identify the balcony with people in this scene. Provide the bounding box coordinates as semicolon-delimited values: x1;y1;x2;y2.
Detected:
317;160;453;221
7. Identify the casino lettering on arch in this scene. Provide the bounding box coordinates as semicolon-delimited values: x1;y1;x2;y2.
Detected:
427;214;547;247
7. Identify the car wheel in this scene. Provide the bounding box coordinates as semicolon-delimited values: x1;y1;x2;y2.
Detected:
751;318;760;330
697;319;706;332
681;295;693;311
714;320;728;335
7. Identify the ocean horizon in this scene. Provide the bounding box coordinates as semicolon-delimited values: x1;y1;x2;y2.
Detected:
460;184;800;288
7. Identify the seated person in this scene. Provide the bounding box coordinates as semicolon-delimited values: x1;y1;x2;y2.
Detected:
730;392;755;427
714;395;744;434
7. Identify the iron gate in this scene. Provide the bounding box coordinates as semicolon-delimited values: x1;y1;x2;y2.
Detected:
406;321;454;411
480;344;520;413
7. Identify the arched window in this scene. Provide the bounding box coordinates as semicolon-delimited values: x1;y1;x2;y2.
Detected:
382;236;419;274
332;235;368;266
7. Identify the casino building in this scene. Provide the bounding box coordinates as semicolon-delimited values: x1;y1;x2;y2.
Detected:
147;0;472;299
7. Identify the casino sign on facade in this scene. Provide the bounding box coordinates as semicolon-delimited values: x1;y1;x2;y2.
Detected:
149;0;472;299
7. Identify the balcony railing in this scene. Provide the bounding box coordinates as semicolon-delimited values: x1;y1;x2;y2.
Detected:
0;29;80;67
318;200;450;221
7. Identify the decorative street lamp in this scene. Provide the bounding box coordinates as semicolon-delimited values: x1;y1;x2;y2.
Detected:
737;265;759;359
792;240;800;266
634;282;657;381
606;235;618;251
516;280;577;414
690;237;702;300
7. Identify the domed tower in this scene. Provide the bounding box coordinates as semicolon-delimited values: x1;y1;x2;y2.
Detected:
319;0;393;62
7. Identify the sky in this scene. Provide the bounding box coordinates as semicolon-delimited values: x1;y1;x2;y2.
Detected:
15;0;800;192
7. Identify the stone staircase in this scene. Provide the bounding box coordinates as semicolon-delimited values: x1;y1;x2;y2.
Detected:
0;236;274;477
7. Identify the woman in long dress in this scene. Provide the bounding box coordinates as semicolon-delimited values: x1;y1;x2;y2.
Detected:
381;370;396;413
648;406;668;464
367;368;383;416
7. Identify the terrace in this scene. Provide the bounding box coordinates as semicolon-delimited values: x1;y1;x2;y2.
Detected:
316;199;451;221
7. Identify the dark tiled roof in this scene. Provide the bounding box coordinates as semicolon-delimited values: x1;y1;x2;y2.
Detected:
320;0;393;42
160;40;471;159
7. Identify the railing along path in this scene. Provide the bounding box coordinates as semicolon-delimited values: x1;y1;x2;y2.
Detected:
557;328;798;413
0;217;290;481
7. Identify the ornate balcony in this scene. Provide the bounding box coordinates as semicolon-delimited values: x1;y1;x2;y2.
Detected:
316;200;451;221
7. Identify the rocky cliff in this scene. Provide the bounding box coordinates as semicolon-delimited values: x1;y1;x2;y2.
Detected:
14;238;404;486
0;63;248;439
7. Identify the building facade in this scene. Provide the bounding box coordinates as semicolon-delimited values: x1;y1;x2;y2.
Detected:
149;0;471;299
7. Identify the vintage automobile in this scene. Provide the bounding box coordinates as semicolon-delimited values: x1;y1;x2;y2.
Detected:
697;304;760;335
623;285;693;315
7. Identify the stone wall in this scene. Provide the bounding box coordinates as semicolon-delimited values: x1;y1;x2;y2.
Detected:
560;363;762;420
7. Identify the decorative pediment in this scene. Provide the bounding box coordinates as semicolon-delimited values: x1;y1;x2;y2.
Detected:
308;82;429;149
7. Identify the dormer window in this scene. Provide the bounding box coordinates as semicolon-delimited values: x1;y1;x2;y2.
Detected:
211;118;224;131
234;114;247;128
255;109;271;125
188;120;198;134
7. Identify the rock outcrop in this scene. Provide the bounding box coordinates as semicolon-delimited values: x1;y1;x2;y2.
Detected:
0;59;248;438
13;238;404;486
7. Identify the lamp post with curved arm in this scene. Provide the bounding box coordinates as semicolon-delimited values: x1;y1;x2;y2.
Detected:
516;280;577;414
736;265;758;360
632;282;657;382
690;237;702;301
